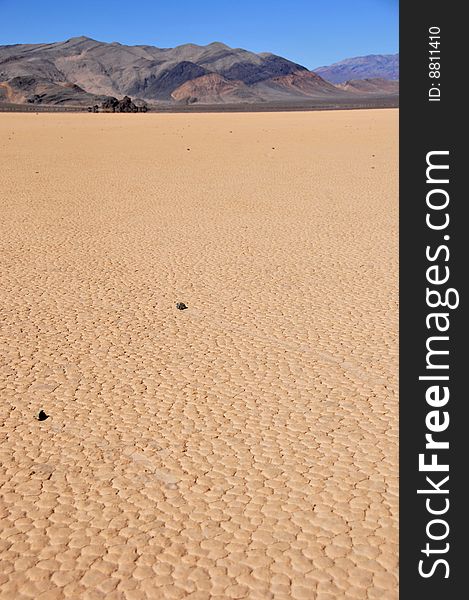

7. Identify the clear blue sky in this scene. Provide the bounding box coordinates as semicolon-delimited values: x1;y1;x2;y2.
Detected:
0;0;398;69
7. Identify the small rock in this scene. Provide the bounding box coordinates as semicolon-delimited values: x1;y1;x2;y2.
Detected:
37;410;49;421
176;302;188;310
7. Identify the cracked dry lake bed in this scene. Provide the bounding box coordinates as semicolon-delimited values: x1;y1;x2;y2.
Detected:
0;110;398;599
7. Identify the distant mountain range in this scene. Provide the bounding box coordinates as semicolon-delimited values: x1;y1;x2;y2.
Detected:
0;38;399;106
314;54;399;84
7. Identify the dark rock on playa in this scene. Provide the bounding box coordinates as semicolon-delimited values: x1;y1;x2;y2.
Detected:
37;410;49;421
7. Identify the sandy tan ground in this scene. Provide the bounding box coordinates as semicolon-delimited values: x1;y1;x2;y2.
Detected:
0;110;398;600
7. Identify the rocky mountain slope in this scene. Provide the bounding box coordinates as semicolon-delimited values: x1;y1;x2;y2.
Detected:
337;78;399;95
0;38;398;106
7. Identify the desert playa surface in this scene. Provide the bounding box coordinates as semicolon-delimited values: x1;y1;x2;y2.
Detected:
0;110;398;599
